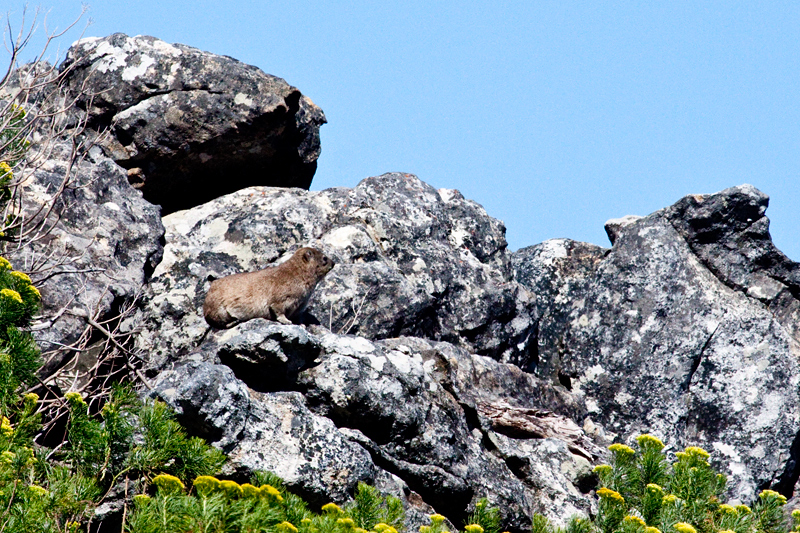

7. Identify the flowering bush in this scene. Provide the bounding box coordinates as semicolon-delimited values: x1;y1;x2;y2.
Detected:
533;435;793;533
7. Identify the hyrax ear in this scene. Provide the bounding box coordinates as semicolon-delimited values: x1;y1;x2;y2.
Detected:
303;250;313;262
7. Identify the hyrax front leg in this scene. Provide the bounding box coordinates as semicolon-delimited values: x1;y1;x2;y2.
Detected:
269;306;293;325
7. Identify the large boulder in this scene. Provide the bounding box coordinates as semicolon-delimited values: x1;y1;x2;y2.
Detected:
60;33;326;214
135;173;536;370
513;185;800;501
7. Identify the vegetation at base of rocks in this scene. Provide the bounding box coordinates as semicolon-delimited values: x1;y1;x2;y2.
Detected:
532;435;793;533
127;477;406;533
1;365;226;530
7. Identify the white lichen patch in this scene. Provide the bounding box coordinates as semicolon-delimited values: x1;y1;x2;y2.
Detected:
90;41;130;73
234;93;255;106
713;441;741;461
614;391;634;405
385;350;420;376
753;392;783;430
122;54;156;81
201;218;229;240
448;227;470;249
322;226;364;249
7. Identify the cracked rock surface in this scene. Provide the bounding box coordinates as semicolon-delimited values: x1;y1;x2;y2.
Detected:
60;33;326;214
513;184;800;502
149;326;597;531
135;172;536;370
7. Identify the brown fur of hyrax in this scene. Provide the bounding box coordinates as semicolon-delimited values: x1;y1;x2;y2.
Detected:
203;247;335;329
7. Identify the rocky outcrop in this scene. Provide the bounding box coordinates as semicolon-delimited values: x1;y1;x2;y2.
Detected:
134;172;536;371
60;34;326;214
148;322;597;531
12;31;800;533
513;185;800;502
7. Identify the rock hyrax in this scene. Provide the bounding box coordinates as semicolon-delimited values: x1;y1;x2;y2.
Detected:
203;247;334;328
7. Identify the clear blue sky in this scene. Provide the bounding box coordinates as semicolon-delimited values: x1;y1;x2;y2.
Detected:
13;2;800;260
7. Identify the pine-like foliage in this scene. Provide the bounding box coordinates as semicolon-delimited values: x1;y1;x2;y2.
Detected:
533;435;794;533
127;475;408;533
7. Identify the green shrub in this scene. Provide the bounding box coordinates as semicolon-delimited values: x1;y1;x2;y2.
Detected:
127;476;406;533
532;435;792;533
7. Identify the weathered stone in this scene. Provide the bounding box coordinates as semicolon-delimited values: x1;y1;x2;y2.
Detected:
60;33;326;214
135;173;536;371
150;360;376;506
513;185;800;502
10;140;163;376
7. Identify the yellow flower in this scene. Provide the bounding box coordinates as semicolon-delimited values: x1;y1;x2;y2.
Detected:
23;285;40;300
0;288;22;304
133;494;151;505
609;443;636;456
278;522;299;533
717;530;735;533
718;504;736;515
464;525;484;533
0;258;11;271
672;523;696;533
623;516;646;527
646;484;663;494
1;416;13;436
260;483;284;502
27;484;48;497
420;527;432;533
430;514;446;525
636;434;665;450
662;494;678;504
758;489;787;505
23;393;38;406
0;451;15;464
241;482;260;498
593;465;613;476
597;487;625;504
374;523;392;532
645;528;662;533
9;271;31;284
64;392;86;408
193;475;220;496
220;479;243;498
322;502;342;514
792;509;800;519
0;162;11;178
735;505;752;515
153;474;185;493
684;446;710;460
337;518;356;529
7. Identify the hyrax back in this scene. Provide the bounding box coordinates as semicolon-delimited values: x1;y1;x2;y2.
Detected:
203;247;334;328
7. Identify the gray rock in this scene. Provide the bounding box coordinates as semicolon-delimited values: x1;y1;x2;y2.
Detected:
150;360;376;506
199;322;595;529
9;140;163;376
513;184;800;502
135;173;536;371
60;34;326;214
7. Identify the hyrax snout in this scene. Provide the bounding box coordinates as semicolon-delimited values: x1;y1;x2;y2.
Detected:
203;247;334;329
